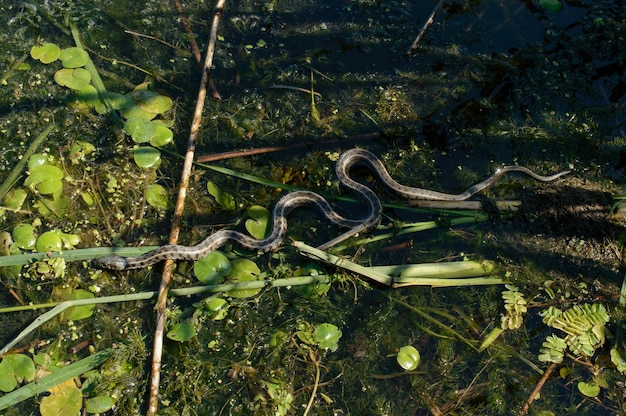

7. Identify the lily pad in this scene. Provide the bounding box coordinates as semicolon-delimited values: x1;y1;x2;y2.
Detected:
0;353;36;392
13;223;38;249
121;99;158;121
25;163;64;196
4;188;28;210
85;395;116;413
40;381;82;416
207;181;235;210
167;322;196;342
133;146;161;169
397;345;421;371
75;84;100;107
150;124;174;147
63;289;95;321
145;184;169;210
131;89;173;114
610;348;626;374
226;258;262;298
59;47;88;68
28;153;47;170
204;296;229;320
125;119;156;144
577;381;600;397
54;68;91;90
35;231;63;252
194;251;231;284
293;263;330;298
30;43;61;64
313;323;342;351
245;205;271;239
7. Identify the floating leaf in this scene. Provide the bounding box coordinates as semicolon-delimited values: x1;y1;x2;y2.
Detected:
125;119;156;143
121;99;157;121
150;124;173;147
167;323;196;342
610;348;626;374
207;181;235;210
397;345;421;370
75;84;100;107
194;251;231;284
24;164;64;196
226;258;262;298
577;381;600;397
62;289;95;321
133;146;161;169
59;47;88;68
40;381;82;416
85;395;115;413
313;323;342;351
293;263;329;298
245;205;271;239
145;184;169;210
30;43;61;64
204;297;229;320
131;89;173;114
35;231;63;252
12;224;37;250
4;188;28;210
54;68;91;90
0;354;36;392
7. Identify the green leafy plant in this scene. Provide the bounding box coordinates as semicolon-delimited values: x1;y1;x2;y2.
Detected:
538;303;609;362
500;285;528;330
396;345;421;371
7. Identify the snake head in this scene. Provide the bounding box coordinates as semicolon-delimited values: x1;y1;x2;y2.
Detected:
96;255;130;270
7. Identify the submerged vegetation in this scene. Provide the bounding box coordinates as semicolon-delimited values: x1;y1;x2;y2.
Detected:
0;0;625;414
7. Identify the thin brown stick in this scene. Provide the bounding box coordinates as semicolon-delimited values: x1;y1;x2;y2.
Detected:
146;1;227;415
173;0;221;99
196;132;381;163
520;362;557;415
406;0;443;56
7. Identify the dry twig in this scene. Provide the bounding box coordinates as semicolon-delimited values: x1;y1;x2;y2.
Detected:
406;0;443;56
146;1;227;414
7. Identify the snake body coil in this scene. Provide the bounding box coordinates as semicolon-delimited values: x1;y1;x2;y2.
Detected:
97;148;569;270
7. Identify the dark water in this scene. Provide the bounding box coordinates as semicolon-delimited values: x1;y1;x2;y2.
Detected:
0;0;625;414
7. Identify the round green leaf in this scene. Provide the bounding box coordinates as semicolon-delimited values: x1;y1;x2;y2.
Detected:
293;263;330;298
133;146;161;169
13;224;37;249
245;205;271;239
577;381;600;397
4;188;28;210
150;124;174;147
226;258;262;298
25;164;64;196
85;395;115;413
313;323;342;351
54;68;91;90
125;119;156;144
131;89;173;114
194;251;231;284
75;84;100;107
207;181;235;210
397;345;421;371
121;99;157;121
35;231;63;252
0;354;36;392
63;289;95;321
167;322;196;342
610;348;626;374
539;0;562;12
205;297;229;320
30;43;61;64
40;383;82;416
59;47;88;68
145;184;169;210
28;153;47;170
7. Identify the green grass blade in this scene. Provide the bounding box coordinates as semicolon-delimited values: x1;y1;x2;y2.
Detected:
0;349;113;411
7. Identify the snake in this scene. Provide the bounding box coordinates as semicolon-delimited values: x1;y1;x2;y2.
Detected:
96;148;570;270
